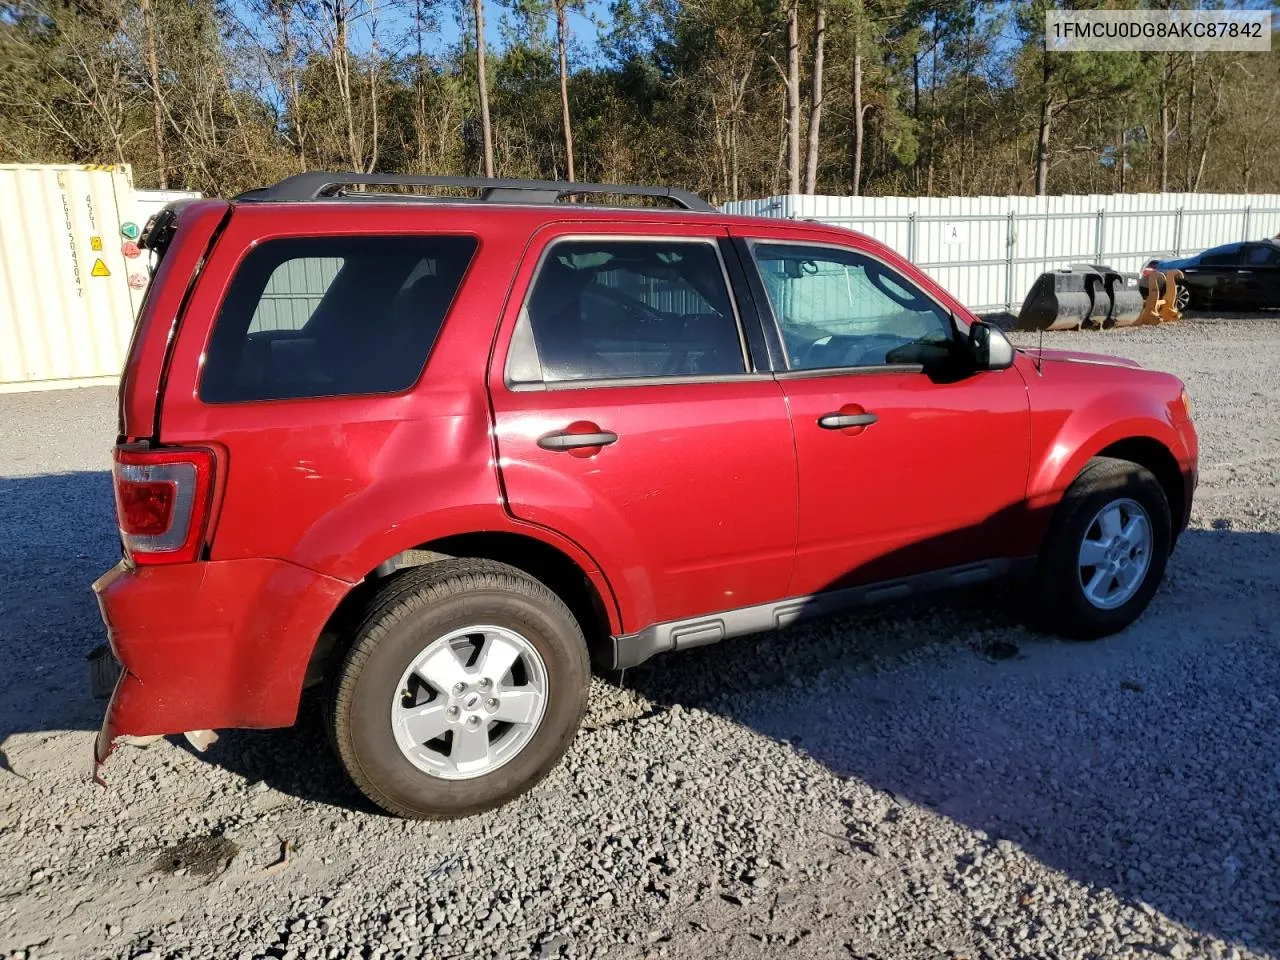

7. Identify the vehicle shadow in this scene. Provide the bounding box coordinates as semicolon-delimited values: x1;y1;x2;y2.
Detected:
0;471;118;751
3;470;1278;952
620;522;1280;956
0;468;374;807
182;497;1280;952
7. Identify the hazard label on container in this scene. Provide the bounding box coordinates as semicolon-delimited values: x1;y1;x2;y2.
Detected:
90;258;111;277
90;236;103;251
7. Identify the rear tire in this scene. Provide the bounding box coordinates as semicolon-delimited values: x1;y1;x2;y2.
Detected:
1030;457;1171;640
329;559;590;819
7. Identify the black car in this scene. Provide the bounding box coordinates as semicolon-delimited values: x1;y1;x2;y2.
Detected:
1143;239;1280;311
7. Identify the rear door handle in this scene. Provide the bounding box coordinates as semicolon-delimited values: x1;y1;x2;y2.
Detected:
818;412;878;430
537;430;619;451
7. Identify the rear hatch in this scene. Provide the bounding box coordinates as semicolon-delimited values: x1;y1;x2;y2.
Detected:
118;199;230;441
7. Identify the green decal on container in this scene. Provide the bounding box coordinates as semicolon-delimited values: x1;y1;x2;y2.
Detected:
120;221;140;240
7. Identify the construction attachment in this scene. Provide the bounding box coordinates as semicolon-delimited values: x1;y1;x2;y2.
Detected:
1015;264;1145;332
1136;269;1184;325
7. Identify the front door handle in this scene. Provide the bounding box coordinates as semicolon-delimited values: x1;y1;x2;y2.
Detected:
537;429;619;451
818;412;878;430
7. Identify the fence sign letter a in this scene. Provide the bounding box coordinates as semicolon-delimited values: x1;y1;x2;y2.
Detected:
943;222;967;246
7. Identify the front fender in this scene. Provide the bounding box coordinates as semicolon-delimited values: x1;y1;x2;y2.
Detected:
1028;410;1186;511
1018;382;1192;554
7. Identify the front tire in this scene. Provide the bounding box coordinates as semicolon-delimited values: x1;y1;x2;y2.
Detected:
1031;457;1171;640
330;559;590;819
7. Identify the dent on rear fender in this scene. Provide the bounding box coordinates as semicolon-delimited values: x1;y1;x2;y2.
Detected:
490;457;655;631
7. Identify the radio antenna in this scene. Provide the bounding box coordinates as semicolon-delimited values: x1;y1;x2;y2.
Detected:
1036;325;1045;374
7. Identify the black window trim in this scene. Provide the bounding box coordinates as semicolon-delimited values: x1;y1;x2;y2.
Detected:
502;233;757;391
739;236;965;379
198;231;480;405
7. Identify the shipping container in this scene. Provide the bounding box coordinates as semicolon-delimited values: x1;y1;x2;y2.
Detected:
0;164;196;392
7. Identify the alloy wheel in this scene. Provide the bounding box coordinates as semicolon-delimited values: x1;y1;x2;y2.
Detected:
390;625;548;780
1077;497;1153;610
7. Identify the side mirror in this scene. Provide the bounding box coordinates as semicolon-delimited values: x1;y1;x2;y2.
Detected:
967;320;1015;371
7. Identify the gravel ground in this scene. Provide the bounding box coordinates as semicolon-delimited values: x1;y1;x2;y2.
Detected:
1;313;1278;960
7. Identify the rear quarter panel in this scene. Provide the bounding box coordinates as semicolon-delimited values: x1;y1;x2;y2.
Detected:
156;205;550;583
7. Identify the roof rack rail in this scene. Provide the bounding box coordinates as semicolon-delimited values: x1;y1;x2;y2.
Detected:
236;172;715;212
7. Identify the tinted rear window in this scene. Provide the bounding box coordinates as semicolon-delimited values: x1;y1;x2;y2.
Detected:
200;235;476;402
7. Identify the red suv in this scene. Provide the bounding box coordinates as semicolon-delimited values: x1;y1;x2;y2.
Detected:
94;173;1198;818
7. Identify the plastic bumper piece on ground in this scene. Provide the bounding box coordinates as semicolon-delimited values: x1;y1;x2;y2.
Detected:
93;557;351;765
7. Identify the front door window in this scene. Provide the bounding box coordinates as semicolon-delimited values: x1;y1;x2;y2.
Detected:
751;242;955;371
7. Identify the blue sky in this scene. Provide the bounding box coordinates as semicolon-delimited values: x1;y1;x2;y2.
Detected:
224;0;609;65
224;0;1277;77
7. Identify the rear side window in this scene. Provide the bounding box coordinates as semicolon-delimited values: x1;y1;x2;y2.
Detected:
201;235;476;402
511;238;746;384
1245;244;1280;266
1199;244;1241;266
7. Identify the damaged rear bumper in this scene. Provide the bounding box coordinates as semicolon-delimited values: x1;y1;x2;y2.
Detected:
93;557;350;765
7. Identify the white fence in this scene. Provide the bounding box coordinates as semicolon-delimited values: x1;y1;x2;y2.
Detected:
724;192;1280;314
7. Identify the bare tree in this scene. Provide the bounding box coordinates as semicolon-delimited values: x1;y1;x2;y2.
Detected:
704;31;755;201
554;0;574;180
412;0;431;172
473;0;495;176
277;0;307;169
140;0;167;187
1189;56;1228;192
802;0;824;194
851;25;863;195
367;0;381;173
785;0;800;194
319;0;361;168
1183;50;1195;191
1158;52;1177;192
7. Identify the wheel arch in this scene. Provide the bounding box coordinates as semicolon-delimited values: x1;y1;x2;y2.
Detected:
1022;399;1191;558
1094;436;1186;537
304;530;621;692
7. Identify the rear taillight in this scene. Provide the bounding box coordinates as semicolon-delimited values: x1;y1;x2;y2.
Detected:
112;446;215;565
